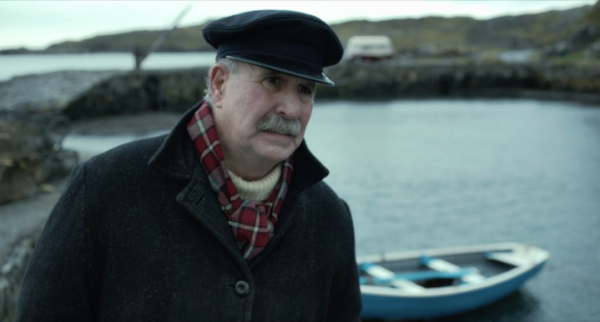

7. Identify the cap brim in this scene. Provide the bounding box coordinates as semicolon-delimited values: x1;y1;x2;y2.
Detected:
226;54;335;86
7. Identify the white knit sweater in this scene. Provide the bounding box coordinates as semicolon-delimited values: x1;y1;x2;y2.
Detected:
228;164;282;201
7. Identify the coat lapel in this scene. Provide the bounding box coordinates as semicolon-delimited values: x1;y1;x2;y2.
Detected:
149;103;247;265
176;163;248;266
247;190;303;268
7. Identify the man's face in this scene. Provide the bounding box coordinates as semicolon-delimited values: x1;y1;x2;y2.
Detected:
212;62;315;167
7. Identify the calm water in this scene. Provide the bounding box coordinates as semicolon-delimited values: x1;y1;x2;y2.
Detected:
64;99;600;321
0;52;215;81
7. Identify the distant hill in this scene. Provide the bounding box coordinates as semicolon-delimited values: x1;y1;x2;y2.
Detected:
331;16;477;51
587;0;600;24
465;5;593;48
2;2;597;55
43;24;209;53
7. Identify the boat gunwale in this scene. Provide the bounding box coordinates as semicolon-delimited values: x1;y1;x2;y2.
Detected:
358;242;549;298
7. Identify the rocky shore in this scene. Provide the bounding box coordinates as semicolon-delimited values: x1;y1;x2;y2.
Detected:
322;61;600;102
64;62;600;120
0;182;66;321
3;61;598;122
0;71;121;113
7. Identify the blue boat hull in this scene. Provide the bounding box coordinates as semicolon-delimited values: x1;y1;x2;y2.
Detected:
361;262;546;320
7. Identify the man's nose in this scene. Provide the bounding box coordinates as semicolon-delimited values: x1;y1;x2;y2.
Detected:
274;89;302;119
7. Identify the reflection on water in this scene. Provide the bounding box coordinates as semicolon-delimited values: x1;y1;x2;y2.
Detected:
0;52;215;81
437;290;541;322
64;99;600;321
63;130;168;162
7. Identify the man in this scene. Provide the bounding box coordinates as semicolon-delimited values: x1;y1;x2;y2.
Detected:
17;10;361;321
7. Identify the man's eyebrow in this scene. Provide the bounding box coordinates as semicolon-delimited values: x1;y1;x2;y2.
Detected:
255;68;315;88
254;68;280;77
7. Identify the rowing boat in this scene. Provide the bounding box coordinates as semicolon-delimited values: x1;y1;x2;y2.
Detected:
359;242;549;320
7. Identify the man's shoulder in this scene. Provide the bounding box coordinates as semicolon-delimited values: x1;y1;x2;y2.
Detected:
305;180;338;199
302;180;350;215
298;181;355;243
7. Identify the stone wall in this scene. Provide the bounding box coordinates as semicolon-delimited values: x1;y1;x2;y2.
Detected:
1;112;78;205
59;62;600;121
0;238;35;322
318;61;600;101
0;71;120;113
63;68;208;120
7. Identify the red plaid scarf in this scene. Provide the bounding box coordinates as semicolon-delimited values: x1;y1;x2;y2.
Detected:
187;102;294;260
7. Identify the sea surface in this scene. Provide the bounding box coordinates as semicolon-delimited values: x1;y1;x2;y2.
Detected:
63;99;600;321
0;52;216;81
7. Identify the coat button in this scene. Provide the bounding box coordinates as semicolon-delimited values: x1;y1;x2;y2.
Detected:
235;281;250;296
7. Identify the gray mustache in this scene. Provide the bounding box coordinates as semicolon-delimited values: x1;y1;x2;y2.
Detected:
257;115;301;136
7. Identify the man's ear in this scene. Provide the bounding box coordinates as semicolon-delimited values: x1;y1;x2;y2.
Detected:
210;64;229;108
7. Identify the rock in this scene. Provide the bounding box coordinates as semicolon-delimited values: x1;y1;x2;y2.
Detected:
0;111;78;205
63;69;208;120
542;41;572;57
39;183;55;193
0;239;35;322
543;25;600;57
569;25;600;50
0;71;121;113
584;40;600;58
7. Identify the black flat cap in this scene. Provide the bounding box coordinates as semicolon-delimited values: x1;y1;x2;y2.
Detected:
202;10;343;86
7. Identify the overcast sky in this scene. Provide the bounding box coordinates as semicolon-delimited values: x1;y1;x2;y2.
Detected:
0;0;596;50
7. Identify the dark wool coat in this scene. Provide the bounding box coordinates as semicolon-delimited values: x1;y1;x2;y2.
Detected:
16;103;362;322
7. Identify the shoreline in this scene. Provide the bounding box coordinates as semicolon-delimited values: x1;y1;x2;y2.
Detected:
1;62;599;121
314;89;600;107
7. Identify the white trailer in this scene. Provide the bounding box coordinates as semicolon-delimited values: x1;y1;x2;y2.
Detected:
343;35;395;61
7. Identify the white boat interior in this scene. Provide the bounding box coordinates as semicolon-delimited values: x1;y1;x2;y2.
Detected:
358;242;549;296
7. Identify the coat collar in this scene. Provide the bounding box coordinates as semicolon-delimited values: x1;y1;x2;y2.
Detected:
148;101;330;193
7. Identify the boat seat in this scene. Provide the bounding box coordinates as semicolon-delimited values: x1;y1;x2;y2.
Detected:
485;251;529;267
361;268;477;282
359;262;425;293
420;255;485;283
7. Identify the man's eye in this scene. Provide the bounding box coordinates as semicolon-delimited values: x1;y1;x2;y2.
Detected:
298;85;312;95
265;77;280;85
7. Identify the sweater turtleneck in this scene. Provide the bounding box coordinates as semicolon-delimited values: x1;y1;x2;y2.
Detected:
228;164;282;201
